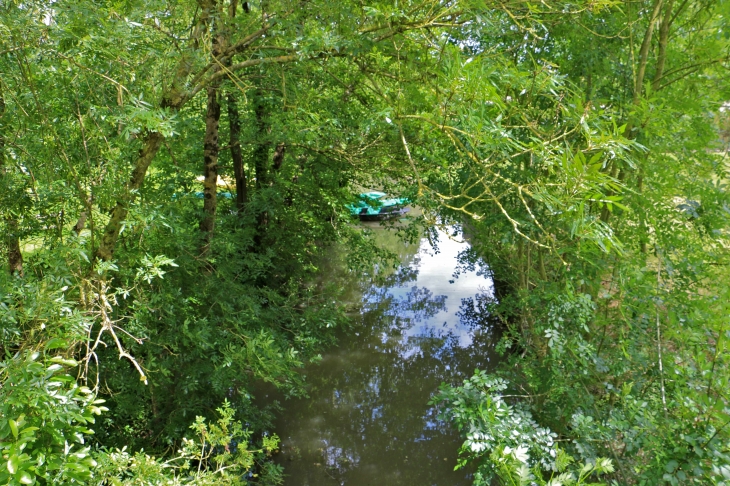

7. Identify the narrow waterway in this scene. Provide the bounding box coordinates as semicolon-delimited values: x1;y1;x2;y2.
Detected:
267;225;499;485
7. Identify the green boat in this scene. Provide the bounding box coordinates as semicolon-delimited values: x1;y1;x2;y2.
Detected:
346;191;410;221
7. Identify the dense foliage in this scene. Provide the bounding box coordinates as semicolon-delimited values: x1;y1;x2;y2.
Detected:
1;0;730;483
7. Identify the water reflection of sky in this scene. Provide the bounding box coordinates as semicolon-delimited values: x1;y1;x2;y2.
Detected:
363;228;494;351
265;226;499;486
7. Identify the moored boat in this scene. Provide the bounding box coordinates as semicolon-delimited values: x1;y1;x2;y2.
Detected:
346;191;410;221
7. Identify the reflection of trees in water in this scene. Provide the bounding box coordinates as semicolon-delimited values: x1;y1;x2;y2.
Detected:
357;229;423;286
453;246;493;280
320;439;360;473
277;286;496;484
453;246;481;276
363;255;420;291
363;285;448;325
273;230;499;485
457;293;498;330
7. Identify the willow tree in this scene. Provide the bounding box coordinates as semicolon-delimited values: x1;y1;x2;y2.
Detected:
430;1;730;484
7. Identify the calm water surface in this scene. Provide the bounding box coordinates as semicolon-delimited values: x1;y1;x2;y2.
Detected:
267;225;498;485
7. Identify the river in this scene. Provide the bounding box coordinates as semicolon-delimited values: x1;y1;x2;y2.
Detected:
263;224;498;485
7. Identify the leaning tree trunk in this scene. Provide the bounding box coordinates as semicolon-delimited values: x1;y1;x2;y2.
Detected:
632;0;664;105
0;87;22;276
95;0;217;262
96;132;165;261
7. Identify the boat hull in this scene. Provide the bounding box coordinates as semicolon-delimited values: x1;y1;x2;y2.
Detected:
358;207;410;221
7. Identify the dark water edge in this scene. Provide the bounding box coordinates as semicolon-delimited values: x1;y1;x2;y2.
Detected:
257;225;499;486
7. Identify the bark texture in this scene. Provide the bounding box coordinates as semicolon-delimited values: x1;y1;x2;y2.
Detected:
96;131;165;261
199;0;228;258
633;0;664;105
4;218;23;276
0;87;23;275
273;142;286;172
652;0;676;92
200;84;221;240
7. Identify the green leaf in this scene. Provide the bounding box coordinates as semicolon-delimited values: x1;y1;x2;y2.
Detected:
7;455;19;474
44;338;68;350
9;420;18;439
19;427;38;437
50;356;79;367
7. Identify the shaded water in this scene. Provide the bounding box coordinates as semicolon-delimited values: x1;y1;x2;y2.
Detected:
267;225;498;485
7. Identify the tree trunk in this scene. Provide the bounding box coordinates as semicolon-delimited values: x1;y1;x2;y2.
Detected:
95;2;217;261
602;0;664;225
96;131;164;261
252;91;271;248
617;0;664;141
652;0;675;92
632;0;675;253
273;142;286;172
0;87;23;276
633;0;664;105
199;83;221;245
199;0;228;258
73;210;88;234
538;248;547;281
227;92;247;212
5;220;23;276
